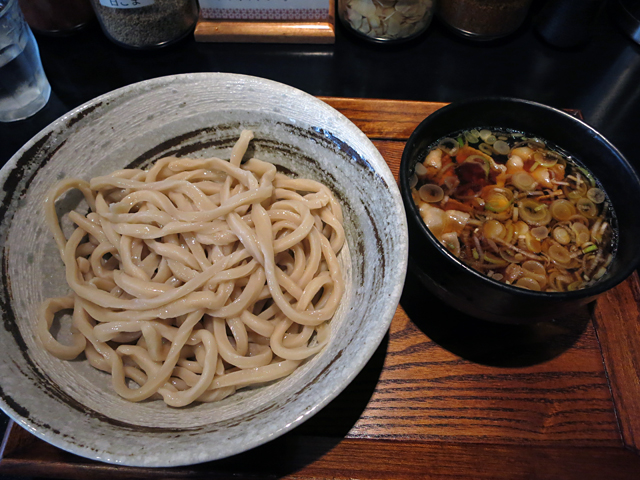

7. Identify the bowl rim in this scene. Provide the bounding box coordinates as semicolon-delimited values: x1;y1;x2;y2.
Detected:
399;95;640;300
0;72;409;466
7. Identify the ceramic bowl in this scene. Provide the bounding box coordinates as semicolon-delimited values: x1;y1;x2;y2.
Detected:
399;97;640;324
0;73;408;466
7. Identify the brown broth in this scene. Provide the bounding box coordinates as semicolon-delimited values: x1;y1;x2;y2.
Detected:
410;128;616;292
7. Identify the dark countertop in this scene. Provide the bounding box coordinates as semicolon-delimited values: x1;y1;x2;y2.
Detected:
2;0;640;172
1;0;640;475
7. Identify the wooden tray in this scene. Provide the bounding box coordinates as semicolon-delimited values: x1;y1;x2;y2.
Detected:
2;98;640;479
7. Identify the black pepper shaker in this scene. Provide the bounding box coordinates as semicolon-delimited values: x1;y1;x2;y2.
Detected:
90;0;199;49
534;0;604;48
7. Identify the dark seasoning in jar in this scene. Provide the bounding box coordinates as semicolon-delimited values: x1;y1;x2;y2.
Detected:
18;0;95;35
438;0;533;39
90;0;199;49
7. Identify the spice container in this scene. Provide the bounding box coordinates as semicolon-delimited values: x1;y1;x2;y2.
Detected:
90;0;199;49
338;0;436;43
18;0;94;35
438;0;533;41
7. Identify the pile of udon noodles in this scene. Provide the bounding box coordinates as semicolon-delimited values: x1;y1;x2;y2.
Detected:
38;130;345;407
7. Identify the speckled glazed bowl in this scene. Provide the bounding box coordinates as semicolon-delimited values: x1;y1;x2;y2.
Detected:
399;97;640;324
0;73;408;466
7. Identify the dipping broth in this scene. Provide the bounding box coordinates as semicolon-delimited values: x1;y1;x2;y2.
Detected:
410;128;616;292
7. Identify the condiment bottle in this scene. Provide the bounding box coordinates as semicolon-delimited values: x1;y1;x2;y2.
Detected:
18;0;95;35
338;0;436;43
438;0;533;41
89;0;199;49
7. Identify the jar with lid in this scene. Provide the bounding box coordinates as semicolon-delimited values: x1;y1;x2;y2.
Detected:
18;0;95;35
437;0;533;41
89;0;199;49
338;0;436;43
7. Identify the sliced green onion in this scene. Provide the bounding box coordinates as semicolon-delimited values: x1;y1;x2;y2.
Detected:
577;167;596;187
518;199;552;226
479;129;492;142
550;199;576;221
531;226;549;240
512;172;537;191
583;245;598;253
567;281;583;291
536;151;560;167
576;197;598;218
478;143;493;156
549;244;571;264
485;205;499;213
527;138;546;149
493;140;510;155
587;187;606;204
465;131;479;144
419;184;445;203
484;253;508;266
552;226;571;244
484;192;511;213
438;137;460;156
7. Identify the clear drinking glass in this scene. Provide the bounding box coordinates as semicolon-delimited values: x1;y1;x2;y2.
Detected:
0;0;51;122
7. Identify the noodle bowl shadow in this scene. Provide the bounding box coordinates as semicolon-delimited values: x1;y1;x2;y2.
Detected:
399;97;640;324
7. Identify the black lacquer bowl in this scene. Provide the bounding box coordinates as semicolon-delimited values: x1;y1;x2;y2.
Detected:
399;97;640;324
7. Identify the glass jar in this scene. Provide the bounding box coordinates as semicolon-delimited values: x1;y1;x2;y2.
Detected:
338;0;436;43
89;0;199;49
18;0;94;36
0;0;51;121
438;0;533;41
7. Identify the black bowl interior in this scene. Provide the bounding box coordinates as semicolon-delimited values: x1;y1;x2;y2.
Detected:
399;97;640;322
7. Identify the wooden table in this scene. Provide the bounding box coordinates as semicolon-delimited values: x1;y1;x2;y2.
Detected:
2;98;640;479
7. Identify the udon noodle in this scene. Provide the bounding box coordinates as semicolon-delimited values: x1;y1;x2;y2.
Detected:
410;128;615;292
37;130;345;407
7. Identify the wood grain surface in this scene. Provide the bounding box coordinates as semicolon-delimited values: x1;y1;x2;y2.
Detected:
1;97;638;479
194;3;335;45
593;277;640;453
194;19;336;44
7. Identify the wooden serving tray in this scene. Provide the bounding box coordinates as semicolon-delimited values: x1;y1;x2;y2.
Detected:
2;98;640;479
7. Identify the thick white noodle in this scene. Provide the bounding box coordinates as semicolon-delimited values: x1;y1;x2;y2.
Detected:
38;131;345;407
